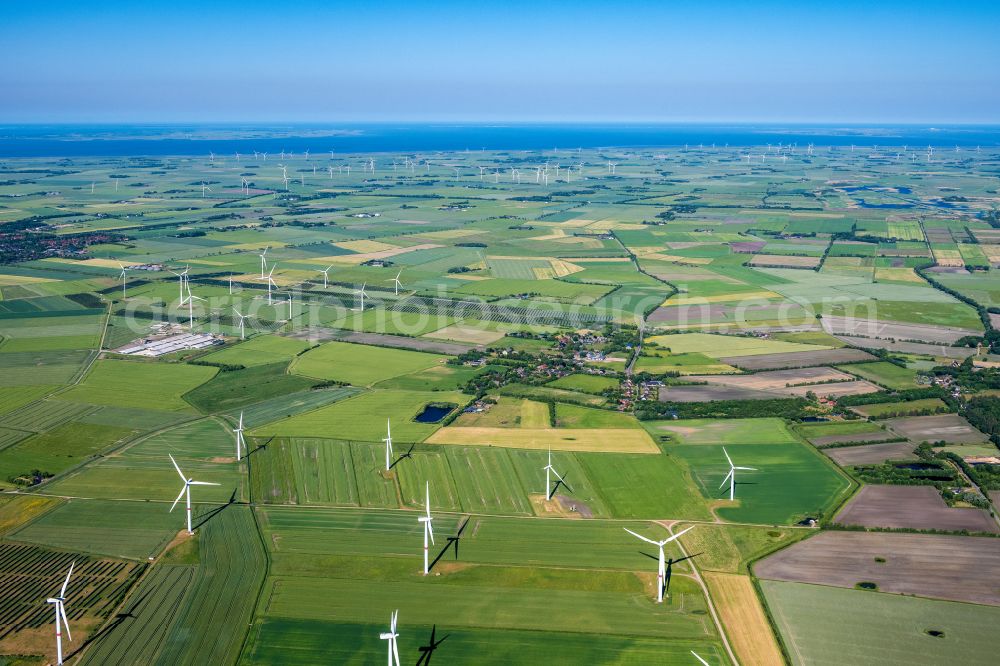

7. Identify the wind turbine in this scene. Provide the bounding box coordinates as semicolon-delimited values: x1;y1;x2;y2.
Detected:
233;411;246;461
187;293;205;330
691;651;711;666
258;265;277;304
543;449;570;500
233;306;247;340
46;562;74;665
171;266;190;305
316;264;333;288
355;282;367;311
623;525;694;602
200;182;212;197
388;270;402;296
259;247;270;278
419;481;435;575
720;447;756;501
117;262;129;299
379;610;401;666
169;454;219;534
383;418;393;471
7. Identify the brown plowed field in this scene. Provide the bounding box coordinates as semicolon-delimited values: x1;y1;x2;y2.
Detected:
834;485;998;533
722;348;876;370
756;531;1000;606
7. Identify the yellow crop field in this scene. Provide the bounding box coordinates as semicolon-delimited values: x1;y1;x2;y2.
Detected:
334;239;399;253
704;572;784;666
427;426;659;453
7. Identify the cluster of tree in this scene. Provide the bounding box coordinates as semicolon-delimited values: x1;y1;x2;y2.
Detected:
933;357;1000;391
601;324;640;354
963;396;1000;449
636;397;811;420
835;387;948;408
7;469;53;487
939;449;1000;492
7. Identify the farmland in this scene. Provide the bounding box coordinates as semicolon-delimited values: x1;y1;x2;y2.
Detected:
761;581;1000;666
1;138;1000;665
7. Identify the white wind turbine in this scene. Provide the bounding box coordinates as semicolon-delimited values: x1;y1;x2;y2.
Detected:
171;266;191;305
543;448;569;500
419;481;435;575
720;447;756;501
383;418;393;471
233;411;246;461
117;262;129;299
186;293;205;330
258;247;270;277
380;610;401;666
258;265;277;304
623;525;694;603
169;454;219;534
316;264;334;288
388;270;402;296
46;562;74;665
233;306;247;340
354;282;368;311
200;182;212;197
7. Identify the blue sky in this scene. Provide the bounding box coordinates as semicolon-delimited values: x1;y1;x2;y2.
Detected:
2;1;998;123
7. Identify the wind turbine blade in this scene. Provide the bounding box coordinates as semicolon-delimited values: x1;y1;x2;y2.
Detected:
425;481;431;517
392;637;401;666
662;525;695;544
61;562;74;597
719;469;733;489
189;481;221;486
169;454;186;481
60;602;72;642
427;521;435;545
722;446;733;468
170;485;187;512
735;466;757;471
691;651;711;666
624;527;658;546
239;411;244;429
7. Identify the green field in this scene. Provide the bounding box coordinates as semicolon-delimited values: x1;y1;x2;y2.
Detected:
761;581;1000;665
291;341;449;386
251;389;469;441
60;359;216;411
2;142;999;665
643;419;853;523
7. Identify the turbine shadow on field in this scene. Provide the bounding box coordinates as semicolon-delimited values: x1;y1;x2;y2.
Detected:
192;493;236;530
416;624;448;665
65;587;156;659
716;480;758;499
389;443;415;470
428;517;470;572
550;470;574;497
245;436;274;459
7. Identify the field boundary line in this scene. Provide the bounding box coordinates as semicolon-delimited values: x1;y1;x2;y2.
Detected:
666;520;740;666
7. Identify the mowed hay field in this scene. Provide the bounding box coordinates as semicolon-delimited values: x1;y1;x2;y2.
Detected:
291;341;449;386
761;581;1000;666
426;426;658;453
646;333;830;358
703;572;784;666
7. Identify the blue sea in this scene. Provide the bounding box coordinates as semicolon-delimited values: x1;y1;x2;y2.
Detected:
0;123;998;157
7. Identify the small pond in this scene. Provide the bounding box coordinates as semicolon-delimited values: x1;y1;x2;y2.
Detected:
414;403;457;423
